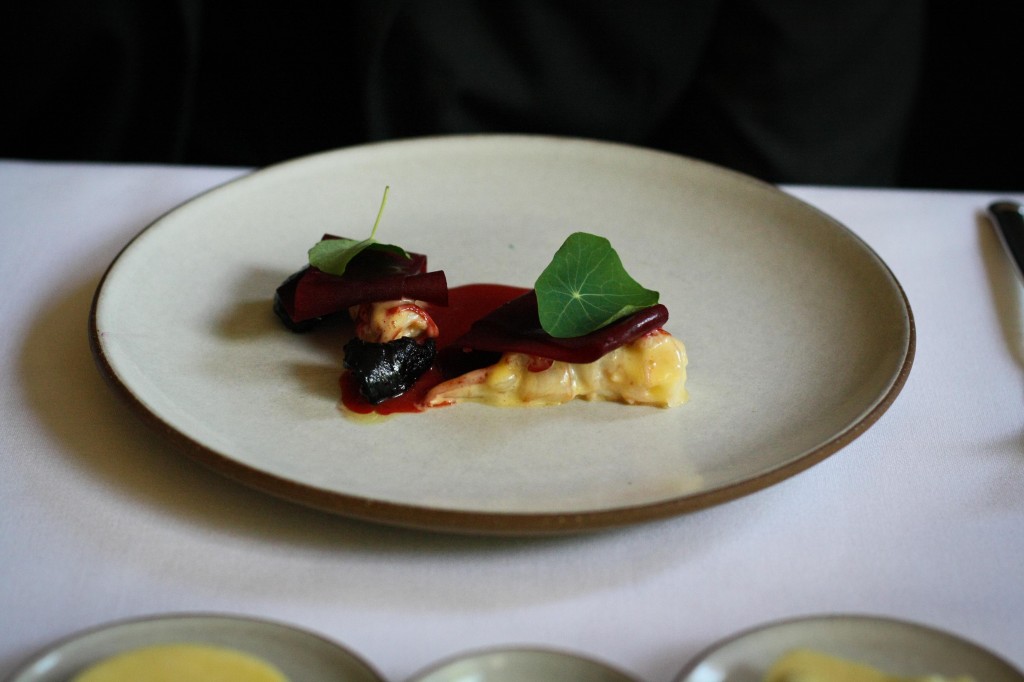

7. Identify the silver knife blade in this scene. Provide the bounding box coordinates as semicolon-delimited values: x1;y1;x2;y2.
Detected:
987;200;1024;282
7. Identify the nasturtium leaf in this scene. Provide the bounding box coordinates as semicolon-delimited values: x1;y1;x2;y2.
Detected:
535;232;659;338
307;186;410;276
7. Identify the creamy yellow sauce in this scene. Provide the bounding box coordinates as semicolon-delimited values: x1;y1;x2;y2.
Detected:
424;330;688;408
765;649;975;682
73;643;289;682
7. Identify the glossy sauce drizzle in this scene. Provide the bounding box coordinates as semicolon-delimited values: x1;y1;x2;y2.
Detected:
340;283;528;415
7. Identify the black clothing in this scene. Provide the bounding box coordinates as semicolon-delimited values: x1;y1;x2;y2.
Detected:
2;1;925;186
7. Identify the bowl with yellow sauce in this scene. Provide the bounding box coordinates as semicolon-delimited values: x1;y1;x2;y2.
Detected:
407;646;641;682
673;614;1024;682
5;614;383;682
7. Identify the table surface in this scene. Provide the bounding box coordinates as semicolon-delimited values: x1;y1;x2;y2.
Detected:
1;157;1021;681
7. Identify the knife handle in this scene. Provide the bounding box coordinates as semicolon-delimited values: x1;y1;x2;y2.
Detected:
987;200;1024;281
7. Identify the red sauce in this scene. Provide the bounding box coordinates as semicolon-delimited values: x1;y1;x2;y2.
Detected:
340;283;528;415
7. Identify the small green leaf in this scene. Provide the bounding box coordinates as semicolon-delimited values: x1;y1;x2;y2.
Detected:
309;237;372;274
535;232;659;338
307;186;410;276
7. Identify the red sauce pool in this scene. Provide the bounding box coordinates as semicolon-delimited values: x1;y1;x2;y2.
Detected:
340;283;528;415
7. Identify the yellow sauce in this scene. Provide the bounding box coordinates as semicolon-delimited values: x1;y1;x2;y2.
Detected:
73;643;289;682
765;649;975;682
424;330;688;408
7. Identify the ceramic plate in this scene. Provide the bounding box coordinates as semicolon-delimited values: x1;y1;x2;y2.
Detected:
673;614;1024;681
5;614;382;682
89;135;914;534
408;647;639;682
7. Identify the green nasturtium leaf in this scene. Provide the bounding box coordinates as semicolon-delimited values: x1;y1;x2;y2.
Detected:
535;232;660;338
307;186;410;276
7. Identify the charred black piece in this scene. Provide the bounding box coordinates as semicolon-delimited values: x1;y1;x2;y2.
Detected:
343;337;436;404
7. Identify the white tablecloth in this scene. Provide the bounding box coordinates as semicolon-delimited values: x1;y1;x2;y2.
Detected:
1;158;1022;680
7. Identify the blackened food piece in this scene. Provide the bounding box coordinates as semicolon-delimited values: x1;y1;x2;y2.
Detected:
343;337;437;404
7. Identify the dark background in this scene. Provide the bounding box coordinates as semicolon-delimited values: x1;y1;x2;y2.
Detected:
899;3;1021;191
1;2;1020;191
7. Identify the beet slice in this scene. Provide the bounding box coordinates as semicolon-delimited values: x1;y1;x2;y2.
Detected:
452;290;668;363
274;235;448;330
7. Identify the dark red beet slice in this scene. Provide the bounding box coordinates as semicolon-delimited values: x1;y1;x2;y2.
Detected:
452;290;668;363
274;236;448;329
277;267;448;321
